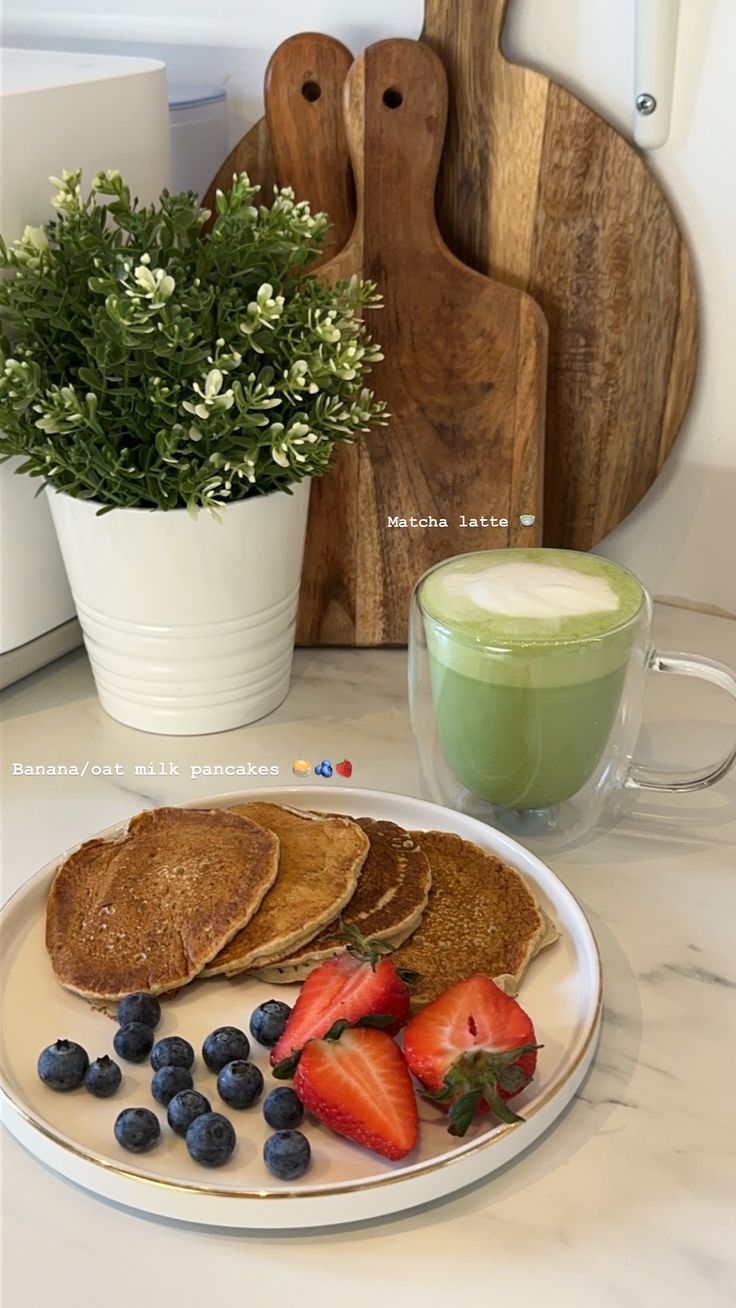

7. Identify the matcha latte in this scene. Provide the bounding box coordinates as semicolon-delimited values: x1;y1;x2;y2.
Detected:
419;550;645;810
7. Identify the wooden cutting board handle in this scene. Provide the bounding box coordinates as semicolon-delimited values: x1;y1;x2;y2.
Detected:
203;33;353;260
342;39;446;258
264;32;354;265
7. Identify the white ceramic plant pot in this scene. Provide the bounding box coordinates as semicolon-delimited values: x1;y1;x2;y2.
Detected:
46;482;311;735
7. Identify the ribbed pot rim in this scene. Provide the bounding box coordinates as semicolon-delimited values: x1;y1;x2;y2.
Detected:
45;481;307;517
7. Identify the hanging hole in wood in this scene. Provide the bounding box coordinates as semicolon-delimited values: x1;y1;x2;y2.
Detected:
383;87;403;109
301;81;321;102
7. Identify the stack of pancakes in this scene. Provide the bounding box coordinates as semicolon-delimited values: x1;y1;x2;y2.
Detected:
46;802;556;1006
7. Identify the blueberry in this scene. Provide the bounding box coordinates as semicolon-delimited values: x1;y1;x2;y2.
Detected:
217;1060;263;1109
150;1035;194;1071
117;992;161;1030
263;1087;304;1130
114;1107;160;1153
263;1130;311;1180
85;1055;122;1098
314;764;324;776
37;1039;89;1091
249;1000;291;1048
320;760;333;778
151;1064;193;1106
201;1026;250;1072
167;1089;211;1138
114;1022;155;1064
186;1112;236;1167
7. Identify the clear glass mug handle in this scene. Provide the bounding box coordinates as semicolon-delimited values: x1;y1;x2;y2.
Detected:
626;651;736;792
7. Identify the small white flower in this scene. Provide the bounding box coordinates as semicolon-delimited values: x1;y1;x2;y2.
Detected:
203;369;224;398
22;226;48;253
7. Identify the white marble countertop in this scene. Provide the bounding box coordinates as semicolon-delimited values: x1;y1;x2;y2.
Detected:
1;602;735;1308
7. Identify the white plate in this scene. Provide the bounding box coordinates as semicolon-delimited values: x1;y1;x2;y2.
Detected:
0;787;601;1229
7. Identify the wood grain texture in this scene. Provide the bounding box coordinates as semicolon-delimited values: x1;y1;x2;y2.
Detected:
307;39;547;646
202;32;353;263
421;0;698;550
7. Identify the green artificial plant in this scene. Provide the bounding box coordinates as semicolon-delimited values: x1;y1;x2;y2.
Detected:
0;169;386;513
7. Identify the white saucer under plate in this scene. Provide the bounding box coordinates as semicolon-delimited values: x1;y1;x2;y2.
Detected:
0;787;601;1230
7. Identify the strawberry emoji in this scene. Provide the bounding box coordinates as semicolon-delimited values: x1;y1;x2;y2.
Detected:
294;1024;418;1160
335;759;352;778
270;925;414;1068
403;975;540;1136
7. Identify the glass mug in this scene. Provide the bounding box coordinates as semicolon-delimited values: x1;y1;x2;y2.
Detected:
408;549;736;850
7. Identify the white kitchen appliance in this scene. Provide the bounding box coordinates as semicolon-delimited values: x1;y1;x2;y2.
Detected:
0;47;171;688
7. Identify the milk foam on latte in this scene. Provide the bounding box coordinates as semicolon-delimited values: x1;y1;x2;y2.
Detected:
420;549;643;650
444;560;620;621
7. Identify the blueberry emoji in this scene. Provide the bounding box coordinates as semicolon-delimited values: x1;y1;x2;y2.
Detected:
114;1107;160;1153
263;1130;311;1180
249;999;291;1048
85;1055;122;1098
167;1089;211;1138
151;1064;193;1106
186;1112;236;1167
150;1035;194;1071
320;760;333;778
117;992;161;1030
202;1026;250;1073
37;1039;89;1091
217;1060;264;1109
114;1022;155;1064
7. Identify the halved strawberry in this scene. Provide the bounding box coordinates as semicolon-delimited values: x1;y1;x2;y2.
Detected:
269;928;413;1067
294;1025;418;1160
403;975;540;1136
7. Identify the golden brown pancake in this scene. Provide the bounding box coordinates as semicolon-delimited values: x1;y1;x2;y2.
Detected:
253;816;432;983
45;807;279;1001
201;803;369;977
391;830;557;1008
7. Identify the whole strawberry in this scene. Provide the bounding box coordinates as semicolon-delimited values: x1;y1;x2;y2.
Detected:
294;1024;418;1160
403;975;540;1136
335;759;352;778
270;924;414;1068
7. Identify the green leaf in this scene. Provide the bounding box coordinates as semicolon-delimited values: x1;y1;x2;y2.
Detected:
323;1013;394;1042
271;1049;301;1080
447;1090;481;1138
484;1083;526;1126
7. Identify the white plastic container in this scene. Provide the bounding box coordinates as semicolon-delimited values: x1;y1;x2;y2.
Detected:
46;483;311;736
0;47;171;685
168;84;228;200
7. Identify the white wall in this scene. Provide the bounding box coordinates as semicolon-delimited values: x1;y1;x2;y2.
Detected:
2;0;735;614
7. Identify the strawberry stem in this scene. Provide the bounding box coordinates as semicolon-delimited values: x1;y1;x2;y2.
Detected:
426;1042;542;1136
272;1049;301;1079
339;920;397;970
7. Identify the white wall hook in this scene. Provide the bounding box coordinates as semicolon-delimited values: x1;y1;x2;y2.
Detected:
634;0;680;149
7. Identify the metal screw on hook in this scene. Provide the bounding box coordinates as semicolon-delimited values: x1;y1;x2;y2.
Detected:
636;93;657;115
